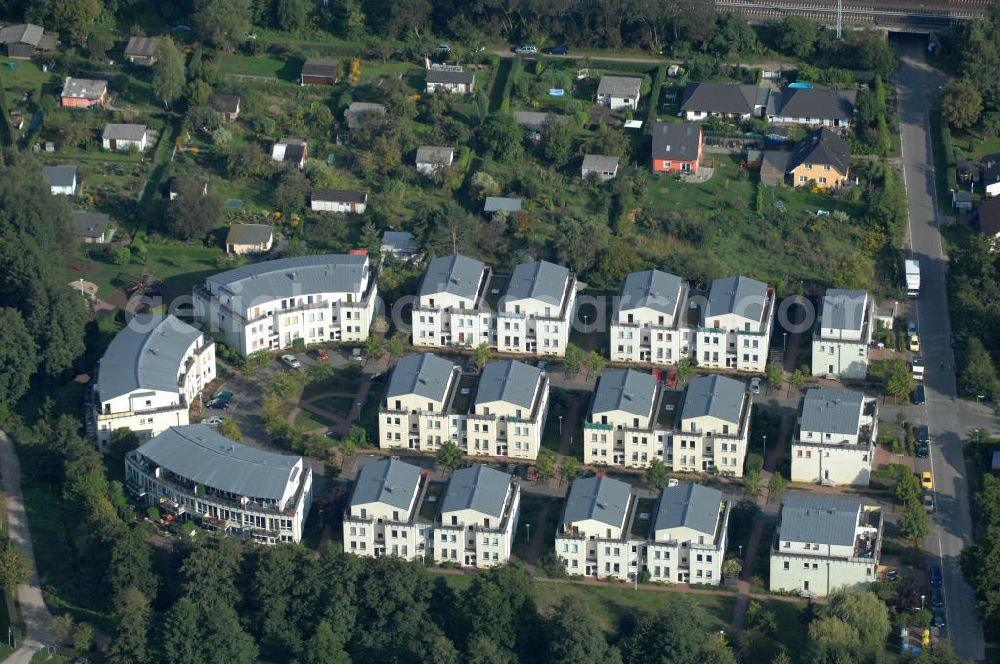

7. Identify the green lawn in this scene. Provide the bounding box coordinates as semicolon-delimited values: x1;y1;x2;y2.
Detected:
294;408;335;431
311;395;355;416
436;572;735;635
217;53;301;82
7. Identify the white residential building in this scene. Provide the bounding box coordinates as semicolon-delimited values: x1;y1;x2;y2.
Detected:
792;389;878;486
694;275;774;373
433;465;520;568
581;154;619;180
584;369;670;468
646;483;729;585
425;69;475;94
379;354;549;460
193;254;378;356
596;76;642;110
412;255;577;357
343;457;433;561
811;289;874;379
92;314;215;451
556;476;640;581
310;189;368;214
668;374;752;477
770;494;882;597
125;424;313;544
41;164;76;195
102;123;148;151
610;270;692;364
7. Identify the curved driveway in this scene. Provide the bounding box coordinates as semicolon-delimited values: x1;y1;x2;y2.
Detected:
894;35;984;660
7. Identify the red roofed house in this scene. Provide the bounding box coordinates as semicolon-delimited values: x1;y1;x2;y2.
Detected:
651;122;702;175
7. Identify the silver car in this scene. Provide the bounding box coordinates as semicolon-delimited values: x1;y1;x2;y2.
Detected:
281;354;301;369
514;45;538;54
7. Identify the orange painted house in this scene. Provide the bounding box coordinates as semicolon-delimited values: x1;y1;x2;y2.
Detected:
651;122;702;175
61;77;108;108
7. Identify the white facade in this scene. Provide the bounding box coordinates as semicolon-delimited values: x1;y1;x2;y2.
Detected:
595;76;642;111
125;425;313;544
412;256;577;357
694;276;774;374
811;290;874;379
415;147;454;175
583;369;670;469
102;128;148;152
343;458;432;561
193;254;378;356
379;354;550;460
610;270;692;365
667;374;752;477
646;484;729;585
792;389;878;486
93;315;215;451
770;494;882;597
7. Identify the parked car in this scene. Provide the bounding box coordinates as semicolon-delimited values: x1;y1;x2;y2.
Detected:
749;377;762;394
922;492;935;512
885;569;898;581
207;399;230;410
908;320;918;336
281;354;301;369
526;466;538;481
513;45;538;54
913;384;926;405
916;441;929;459
916;424;929;443
909;334;921;352
312;348;330;361
203;416;224;427
931;607;946;628
930;585;944;607
930;565;942;587
543;45;569;55
921;471;934;491
667;478;679;488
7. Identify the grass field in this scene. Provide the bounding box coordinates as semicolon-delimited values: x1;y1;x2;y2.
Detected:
437;571;736;635
217;53;301;82
294;408;335;431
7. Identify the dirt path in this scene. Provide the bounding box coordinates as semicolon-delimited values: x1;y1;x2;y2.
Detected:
0;430;53;662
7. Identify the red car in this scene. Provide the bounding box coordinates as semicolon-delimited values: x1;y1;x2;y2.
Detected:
315;348;330;361
663;370;678;388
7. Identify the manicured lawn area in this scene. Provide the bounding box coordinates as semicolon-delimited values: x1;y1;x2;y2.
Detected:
217;53;301;82
294;408;335;431
312;395;355;416
436;572;736;635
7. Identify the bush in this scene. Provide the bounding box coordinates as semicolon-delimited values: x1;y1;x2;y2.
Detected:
146;506;160;521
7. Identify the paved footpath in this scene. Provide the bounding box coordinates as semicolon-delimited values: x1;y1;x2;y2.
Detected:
0;431;52;664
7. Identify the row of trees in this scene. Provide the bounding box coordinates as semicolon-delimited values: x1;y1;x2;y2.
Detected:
947;234;1000;401
963;465;1000;644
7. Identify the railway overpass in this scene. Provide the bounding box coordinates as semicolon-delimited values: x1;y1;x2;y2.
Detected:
715;0;989;31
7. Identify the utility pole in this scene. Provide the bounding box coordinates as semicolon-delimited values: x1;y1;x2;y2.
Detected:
836;0;843;39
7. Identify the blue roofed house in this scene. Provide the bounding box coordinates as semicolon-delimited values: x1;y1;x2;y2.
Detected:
609;269;691;365
379;353;462;452
412;256;577;357
192;254;379;356
556;475;638;580
434;465;520;567
671;374;752;477
792;389;878;487
125;424;313;544
647;483;729;585
92;314;215;450
770;493;882;597
696;275;775;373
343;457;432;560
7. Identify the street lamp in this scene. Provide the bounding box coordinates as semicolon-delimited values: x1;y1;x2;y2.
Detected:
921;594;925;611
762;434;767;460
558;415;563;435
738;544;743;558
525;522;531;543
783;332;787;354
977;394;985;407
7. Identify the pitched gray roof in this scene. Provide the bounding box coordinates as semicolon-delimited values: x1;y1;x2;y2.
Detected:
103;123;147;141
426;69;474;85
98;314;202;400
418;254;485;301
653;483;723;536
205;254;368;309
652;122;701;160
124;36;158;58
513;111;551;127
382;230;414;254
484;197;522;213
505;260;568;305
779;493;862;547
385;353;456;403
351;458;422;510
619;270;683;316
344;102;385;129
440;465;511;518
225;223;273;247
416;146;454;164
42;165;76;188
800;388;864;436
71;211;109;239
208;93;240;114
62;77;107;100
563;476;631;527
312;189;367;204
137;425;301;501
788;127;851;175
681;82;767;115
680;375;745;424
597;76;642;99
582;154;619;173
769;88;856;121
301;57;339;78
592;369;656;418
704;275;768;322
821;289;868;332
0;24;42;47
475;360;541;410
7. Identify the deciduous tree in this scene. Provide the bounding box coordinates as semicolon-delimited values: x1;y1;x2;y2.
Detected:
900;499;930;543
0;541;29;593
645;458;671;489
437;441;463;473
107;587;151;664
0;308;36;406
194;0;251;51
166;179;223;239
563;343;584;375
153;36;185;109
547;598;622;664
941;79;983;130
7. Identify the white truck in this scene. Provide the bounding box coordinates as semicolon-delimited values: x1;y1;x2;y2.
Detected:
905;259;921;297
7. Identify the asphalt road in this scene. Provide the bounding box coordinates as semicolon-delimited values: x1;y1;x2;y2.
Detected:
893;35;985;660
